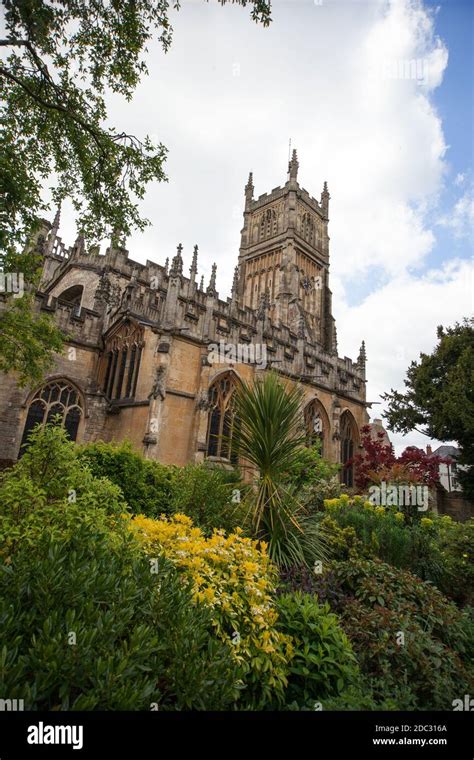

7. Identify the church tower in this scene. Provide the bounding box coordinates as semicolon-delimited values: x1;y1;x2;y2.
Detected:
238;150;336;352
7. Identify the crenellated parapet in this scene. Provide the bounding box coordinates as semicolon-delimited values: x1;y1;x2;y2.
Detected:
35;291;104;346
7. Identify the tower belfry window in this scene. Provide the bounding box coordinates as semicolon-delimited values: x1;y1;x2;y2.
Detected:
259;209;277;241
301;213;315;244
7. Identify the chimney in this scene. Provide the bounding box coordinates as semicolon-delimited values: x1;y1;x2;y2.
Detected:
426;445;432;456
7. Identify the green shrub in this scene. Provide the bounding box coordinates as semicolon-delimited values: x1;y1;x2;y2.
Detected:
282;444;345;515
318;515;363;560
331;558;470;650
284;444;341;489
168;463;248;534
275;592;359;708
77;440;176;517
435;517;474;606
0;529;238;710
77;443;248;535
321;498;447;587
326;558;474;709
0;425;239;710
323;681;418;711
0;425;128;554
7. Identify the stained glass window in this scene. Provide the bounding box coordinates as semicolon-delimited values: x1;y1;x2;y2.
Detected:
19;381;83;454
206;372;239;462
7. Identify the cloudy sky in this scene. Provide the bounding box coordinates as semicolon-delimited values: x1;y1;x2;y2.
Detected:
55;0;473;454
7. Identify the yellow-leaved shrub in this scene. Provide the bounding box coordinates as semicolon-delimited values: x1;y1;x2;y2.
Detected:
324;494;372;511
129;513;293;708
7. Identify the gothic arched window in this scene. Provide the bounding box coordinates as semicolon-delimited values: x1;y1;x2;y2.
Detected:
301;213;315;244
115;347;128;399
259;209;278;241
125;344;138;398
340;410;358;487
57;284;83;308
206;372;239;462
315;223;322;249
19;380;84;454
101;319;144;400
304;399;328;456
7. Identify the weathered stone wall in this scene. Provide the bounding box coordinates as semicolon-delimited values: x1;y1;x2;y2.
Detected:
436;488;474;522
103;404;150;451
0;343;104;466
48;266;102;310
0;374;28;468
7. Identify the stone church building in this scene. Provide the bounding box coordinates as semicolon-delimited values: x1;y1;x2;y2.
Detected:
0;151;369;484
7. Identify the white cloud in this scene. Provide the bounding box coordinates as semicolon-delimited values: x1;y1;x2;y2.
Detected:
50;0;469;452
334;257;473;454
438;188;474;238
57;0;450;285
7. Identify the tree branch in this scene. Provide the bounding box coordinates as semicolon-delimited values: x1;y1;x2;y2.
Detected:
0;65;106;154
0;39;31;47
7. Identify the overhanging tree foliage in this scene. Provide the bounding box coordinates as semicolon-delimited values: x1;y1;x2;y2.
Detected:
382;319;474;498
0;0;271;383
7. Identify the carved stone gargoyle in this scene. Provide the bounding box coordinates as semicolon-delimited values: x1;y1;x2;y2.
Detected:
148;365;166;401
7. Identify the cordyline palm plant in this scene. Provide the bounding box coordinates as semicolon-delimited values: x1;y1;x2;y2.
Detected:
233;372;328;569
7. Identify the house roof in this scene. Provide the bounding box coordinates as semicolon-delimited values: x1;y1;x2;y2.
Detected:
432;445;459;460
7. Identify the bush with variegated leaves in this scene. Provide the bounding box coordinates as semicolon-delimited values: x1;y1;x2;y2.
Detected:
130;513;294;708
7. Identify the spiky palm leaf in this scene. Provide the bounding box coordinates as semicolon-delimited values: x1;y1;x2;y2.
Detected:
233;372;328;567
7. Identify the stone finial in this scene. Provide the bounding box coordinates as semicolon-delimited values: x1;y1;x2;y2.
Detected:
164;257;169;274
245;172;254;202
52;204;61;232
199;274;204;291
231;265;239;296
110;225;126;250
170;243;183;276
45;203;61;255
331;323;338;354
207;263;217;295
190;244;198;276
73;230;85;256
288;149;299;181
357;339;367;368
321;181;330;213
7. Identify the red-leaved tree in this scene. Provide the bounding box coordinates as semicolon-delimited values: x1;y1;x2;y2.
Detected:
353;426;446;490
